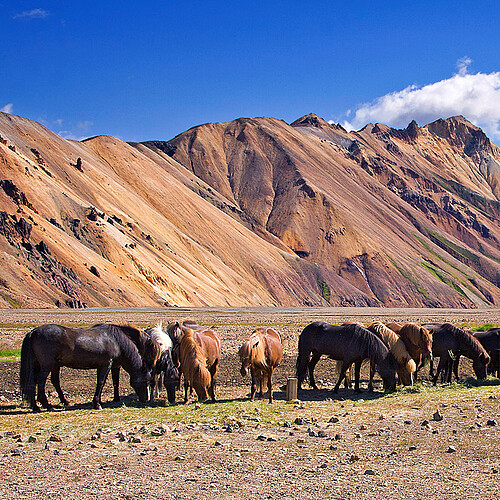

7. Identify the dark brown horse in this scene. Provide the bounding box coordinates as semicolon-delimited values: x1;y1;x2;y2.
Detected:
474;329;499;378
20;323;151;412
111;324;161;402
179;327;221;403
296;322;397;394
239;327;283;403
424;323;490;383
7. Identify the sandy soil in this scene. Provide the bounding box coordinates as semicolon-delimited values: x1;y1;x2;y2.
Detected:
0;307;499;499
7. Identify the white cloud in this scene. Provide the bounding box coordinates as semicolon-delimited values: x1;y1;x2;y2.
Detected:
13;8;48;19
1;103;13;113
339;58;500;141
58;130;86;141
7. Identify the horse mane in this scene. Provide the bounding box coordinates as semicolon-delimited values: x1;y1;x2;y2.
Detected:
441;323;491;363
398;323;432;346
368;322;416;373
148;322;173;351
180;328;211;387
94;324;144;371
346;324;390;364
239;333;267;369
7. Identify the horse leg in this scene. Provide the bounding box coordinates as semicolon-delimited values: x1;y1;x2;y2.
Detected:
453;355;460;381
308;352;321;389
93;361;112;410
111;362;121;402
354;361;362;393
428;356;434;379
433;358;445;385
333;362;348;393
183;380;189;404
36;366;53;410
250;370;257;401
208;361;218;403
50;366;69;406
368;361;375;391
267;369;273;404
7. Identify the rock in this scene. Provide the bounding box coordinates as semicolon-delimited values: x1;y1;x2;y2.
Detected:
91;441;104;449
329;417;339;423
334;433;342;440
447;446;456;453
354;432;362;438
318;463;328;469
214;441;222;446
308;429;317;437
404;420;412;425
53;449;60;455
28;436;36;443
433;410;443;421
409;446;417;451
91;434;100;440
49;435;62;442
194;403;201;409
44;443;50;450
117;431;127;441
224;426;234;433
486;420;498;426
364;469;376;475
283;422;292;428
294;417;305;425
317;430;327;438
360;424;367;430
378;415;385;420
421;420;429;426
349;454;360;462
174;456;185;461
11;449;24;456
432;430;439;434
267;437;277;442
452;430;457;434
257;435;267;441
13;434;21;440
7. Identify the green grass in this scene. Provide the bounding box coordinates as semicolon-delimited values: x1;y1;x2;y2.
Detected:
0;347;21;358
421;262;468;298
471;323;499;332
0;293;22;308
317;281;331;302
428;229;481;264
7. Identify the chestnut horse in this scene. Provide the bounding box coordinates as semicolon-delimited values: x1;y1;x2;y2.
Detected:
367;322;416;389
387;322;432;378
239;327;283;403
179;327;221;403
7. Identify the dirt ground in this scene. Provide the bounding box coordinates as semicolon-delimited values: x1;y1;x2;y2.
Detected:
0;307;499;500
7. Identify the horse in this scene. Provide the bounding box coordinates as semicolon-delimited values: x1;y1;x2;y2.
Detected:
20;323;151;412
473;328;499;378
424;323;490;384
179;327;221;403
367;322;416;389
296;322;397;394
239;327;283;403
145;322;182;403
110;324;161;403
388;322;433;377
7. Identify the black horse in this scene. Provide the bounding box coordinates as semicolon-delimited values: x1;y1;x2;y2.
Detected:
296;322;397;393
20;323;152;412
473;329;499;378
425;323;490;384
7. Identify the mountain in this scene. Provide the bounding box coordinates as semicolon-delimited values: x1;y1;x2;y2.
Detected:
0;111;499;308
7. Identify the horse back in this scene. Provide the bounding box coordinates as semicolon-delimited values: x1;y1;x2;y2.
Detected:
263;332;283;367
194;330;221;364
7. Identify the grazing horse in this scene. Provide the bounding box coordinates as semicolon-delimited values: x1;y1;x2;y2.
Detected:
179;327;221;403
20;323;151;412
111;324;161;403
388;322;433;377
296;322;397;394
473;329;499;378
145;322;182;403
425;323;490;384
239;327;283;403
367;322;416;389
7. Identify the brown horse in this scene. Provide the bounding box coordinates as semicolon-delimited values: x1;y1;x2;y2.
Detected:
239;327;283;403
179;327;221;403
367;322;416;389
111;324;161;402
388;322;433;377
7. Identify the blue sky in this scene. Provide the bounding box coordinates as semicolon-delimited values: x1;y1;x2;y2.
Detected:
2;1;500;142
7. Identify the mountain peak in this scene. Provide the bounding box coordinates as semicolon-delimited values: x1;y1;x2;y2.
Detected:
291;113;331;129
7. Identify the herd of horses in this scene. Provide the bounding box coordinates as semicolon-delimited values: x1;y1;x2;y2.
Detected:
18;319;499;412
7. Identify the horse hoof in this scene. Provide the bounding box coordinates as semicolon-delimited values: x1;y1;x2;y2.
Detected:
32;406;41;413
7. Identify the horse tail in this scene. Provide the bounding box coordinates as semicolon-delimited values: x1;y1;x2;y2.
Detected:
296;325;313;387
20;329;36;405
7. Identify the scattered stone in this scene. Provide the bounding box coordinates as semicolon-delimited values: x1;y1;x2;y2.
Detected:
267;437;277;442
194;403;201;409
130;436;142;444
214;441;222;446
91;442;104;449
378;415;385;420
283;422;292;428
13;434;21;440
117;432;127;441
421;420;429;426
360;424;367;430
53;449;60;455
476;422;483;428
354;432;362;439
308;429;317;437
257;435;267;441
433;410;443;422
224;426;234;433
44;443;50;450
11;449;24;456
452;430;457;434
334;433;342;441
49;435;62;442
432;430;439;435
28;436;36;443
486;420;498;427
329;417;339;423
409;446;417;451
318;463;328;469
349;454;360;462
317;430;327;438
91;434;100;440
447;446;457;453
329;445;338;450
404;420;412;425
294;417;305;425
174;456;185;461
364;469;376;475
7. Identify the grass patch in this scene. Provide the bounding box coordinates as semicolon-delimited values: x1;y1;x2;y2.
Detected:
0;347;21;358
0;293;22;308
428;229;480;264
388;256;429;298
421;262;468;298
471;323;499;332
317;281;331;302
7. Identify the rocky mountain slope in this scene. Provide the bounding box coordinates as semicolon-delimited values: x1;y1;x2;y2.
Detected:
0;111;499;308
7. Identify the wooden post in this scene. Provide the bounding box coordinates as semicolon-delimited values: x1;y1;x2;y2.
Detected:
286;377;298;401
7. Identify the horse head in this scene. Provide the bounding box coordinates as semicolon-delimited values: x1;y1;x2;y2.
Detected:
130;365;152;402
378;353;397;392
418;326;433;362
